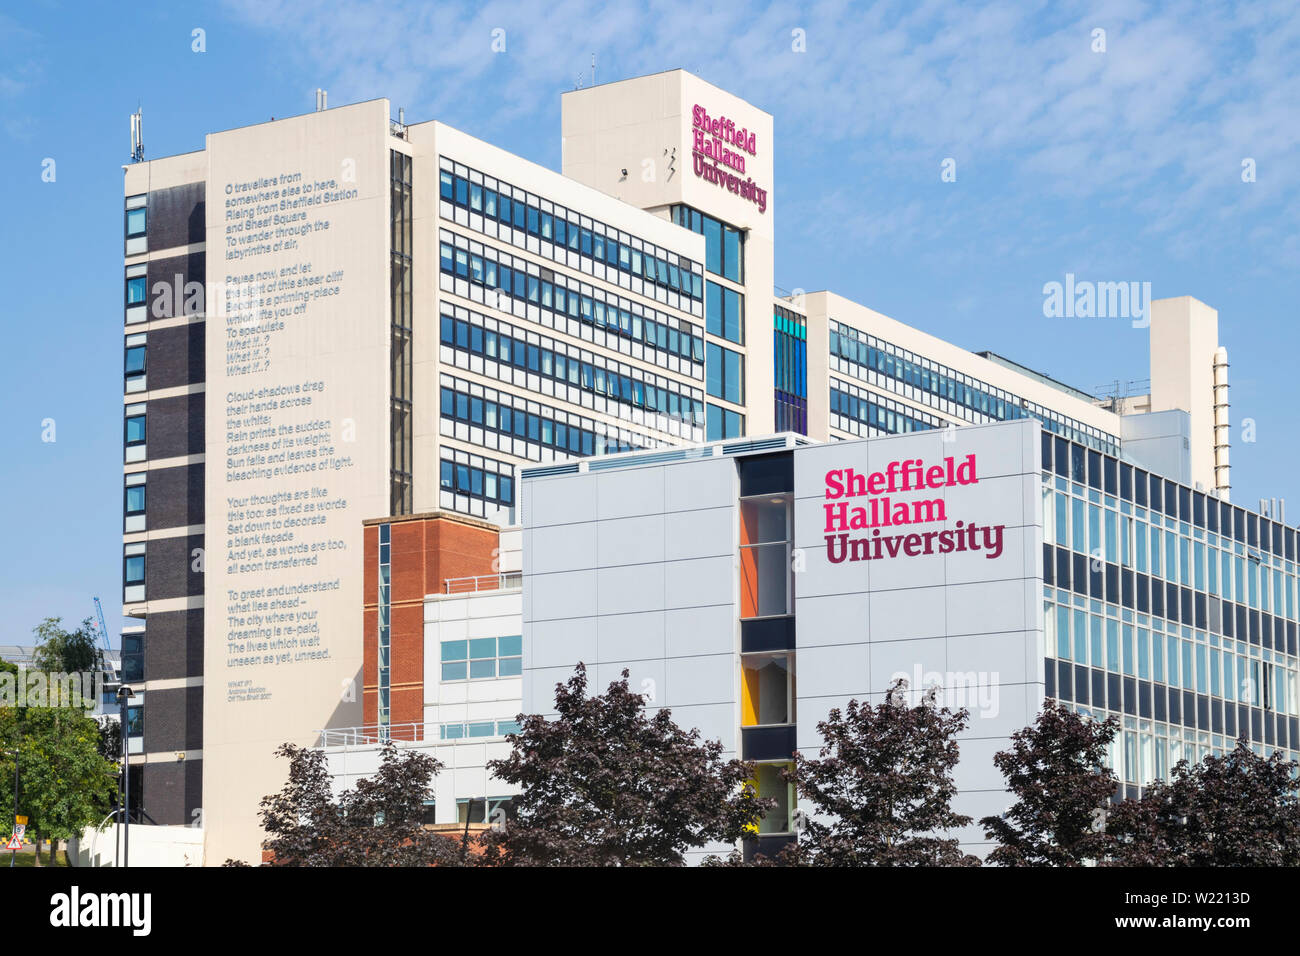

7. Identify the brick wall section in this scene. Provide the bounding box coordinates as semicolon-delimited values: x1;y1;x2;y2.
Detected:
360;513;501;734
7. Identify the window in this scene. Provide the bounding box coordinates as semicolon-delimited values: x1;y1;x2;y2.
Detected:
123;542;146;602
126;274;147;307
125;194;146;254
440;635;522;681
125;413;145;446
125;204;146;238
124;473;146;532
124;554;145;585
125;333;146;392
742;653;795;726
706;281;744;344
740;494;792;618
674;204;743;282
121;633;144;683
752;762;794;834
706;342;744;404
707;404;745;441
456;796;514;825
125;705;144;738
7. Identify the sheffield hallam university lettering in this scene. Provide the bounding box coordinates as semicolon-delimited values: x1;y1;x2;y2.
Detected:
823;454;1006;563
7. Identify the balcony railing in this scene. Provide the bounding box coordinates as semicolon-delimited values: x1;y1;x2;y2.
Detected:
317;722;428;748
316;720;517;750
443;572;522;594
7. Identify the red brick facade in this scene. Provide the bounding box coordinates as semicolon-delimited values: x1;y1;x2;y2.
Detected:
361;512;502;736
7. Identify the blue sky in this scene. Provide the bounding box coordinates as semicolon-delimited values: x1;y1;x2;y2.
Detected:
2;0;1298;647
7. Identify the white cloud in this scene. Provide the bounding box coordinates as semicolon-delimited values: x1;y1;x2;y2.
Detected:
218;0;1300;265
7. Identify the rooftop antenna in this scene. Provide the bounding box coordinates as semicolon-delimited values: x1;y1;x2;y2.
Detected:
129;107;144;163
591;53;596;87
315;88;328;111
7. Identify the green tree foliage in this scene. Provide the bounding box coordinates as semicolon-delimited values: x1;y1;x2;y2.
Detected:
787;680;979;866
250;741;464;866
0;705;119;866
32;617;104;683
1108;737;1300;866
981;700;1119;866
483;664;770;866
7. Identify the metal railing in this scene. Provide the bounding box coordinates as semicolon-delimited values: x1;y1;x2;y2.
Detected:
317;722;428;748
316;721;516;750
443;572;522;594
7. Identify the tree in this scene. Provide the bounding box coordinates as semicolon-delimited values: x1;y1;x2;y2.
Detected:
980;700;1119;866
31;617;104;685
789;680;979;866
0;705;119;866
482;664;770;866
1108;737;1300;866
252;741;464;866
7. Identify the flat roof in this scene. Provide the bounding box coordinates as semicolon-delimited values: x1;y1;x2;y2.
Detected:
975;350;1099;404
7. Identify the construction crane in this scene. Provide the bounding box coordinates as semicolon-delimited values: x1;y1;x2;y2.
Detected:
93;597;118;681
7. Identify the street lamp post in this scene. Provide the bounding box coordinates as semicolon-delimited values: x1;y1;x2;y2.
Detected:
116;685;134;867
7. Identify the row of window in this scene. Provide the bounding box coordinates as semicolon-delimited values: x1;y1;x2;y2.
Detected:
1049;660;1299;750
439;459;515;508
773;307;807;398
1046;481;1296;618
1045;543;1298;656
440;379;652;458
440;162;703;301
1045;598;1297;712
831;320;1117;454
671;204;744;283
774;391;807;436
377;524;394;726
831;380;944;435
440;636;523;681
1073;702;1294;790
1045;434;1291;557
440;235;705;367
438;719;522;740
774;306;809;437
390;150;414;517
440;311;706;427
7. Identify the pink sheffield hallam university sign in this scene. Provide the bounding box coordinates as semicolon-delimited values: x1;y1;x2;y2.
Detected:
690;104;768;214
822;454;1007;564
